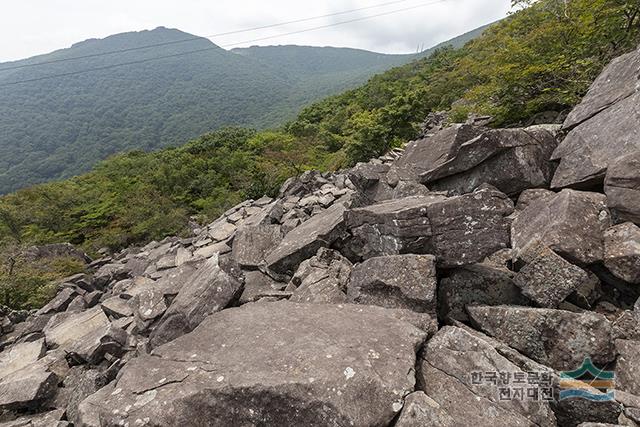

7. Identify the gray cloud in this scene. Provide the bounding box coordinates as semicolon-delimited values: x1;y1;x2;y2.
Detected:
0;0;512;62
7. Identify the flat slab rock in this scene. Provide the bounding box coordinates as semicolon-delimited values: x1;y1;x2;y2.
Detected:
416;326;557;427
421;126;559;197
553;46;640;189
266;202;347;275
289;248;351;304
511;189;611;265
389;123;484;181
564;48;640;129
43;306;125;364
79;302;430;427
514;247;590;308
468;305;615;371
344;185;513;267
348;254;437;315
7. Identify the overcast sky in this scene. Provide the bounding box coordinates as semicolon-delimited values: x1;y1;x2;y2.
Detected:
0;0;512;62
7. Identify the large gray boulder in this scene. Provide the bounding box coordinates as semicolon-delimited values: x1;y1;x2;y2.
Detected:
231;223;282;269
0;339;57;411
0;361;58;411
417;326;557;427
604;222;640;284
344;186;513;267
467;305;615;371
389;124;484;182
552;47;640;189
616;339;640;396
149;253;243;348
347;254;437;315
289;248;351;304
78;302;429;427
604;152;640;225
514;247;590;308
421;126;559;196
512;189;611;265
564;48;640;129
43;307;126;364
239;270;286;304
438;263;526;322
0;339;46;379
343;193;446;260
266;202;347;275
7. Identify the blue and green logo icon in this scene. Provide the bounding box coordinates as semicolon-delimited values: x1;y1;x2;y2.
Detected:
559;357;615;401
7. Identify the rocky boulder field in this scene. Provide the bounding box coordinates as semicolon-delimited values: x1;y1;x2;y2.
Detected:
1;47;640;427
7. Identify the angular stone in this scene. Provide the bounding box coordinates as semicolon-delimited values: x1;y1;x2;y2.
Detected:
0;409;65;427
149;254;243;347
604;223;640;284
155;254;176;271
551;91;640;189
231;224;282;269
395;391;457;427
289;248;351;304
208;221;237;242
449;322;621;427
348;254;436;315
266;202;347;275
427;186;514;267
0;339;46;378
390;124;484;182
616;339;640;396
605;152;640;225
438;264;526;322
66;295;87;312
564;48;640;129
344;186;513;267
417;326;556;426
101;296;134;318
35;287;78;316
52;367;110;425
422;126;559;196
93;263;131;288
193;241;231;259
0;361;57;410
515;188;556;212
512;189;611;265
467;305;615;371
278;170;330;198
79;302;428;427
174;247;192;266
43;307;126;363
514;247;590;307
239;270;285;304
347;162;394;204
553;46;640;190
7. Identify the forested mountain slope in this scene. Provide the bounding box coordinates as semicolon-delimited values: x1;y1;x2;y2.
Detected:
0;26;466;194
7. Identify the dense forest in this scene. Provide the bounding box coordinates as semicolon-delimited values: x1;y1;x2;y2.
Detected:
1;0;639;308
0;28;432;194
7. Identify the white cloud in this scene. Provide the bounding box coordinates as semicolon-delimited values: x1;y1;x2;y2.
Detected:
0;0;512;62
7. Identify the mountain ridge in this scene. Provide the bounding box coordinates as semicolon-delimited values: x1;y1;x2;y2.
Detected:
0;25;491;194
